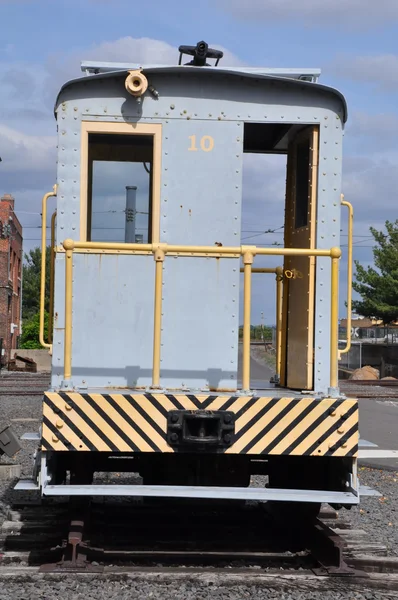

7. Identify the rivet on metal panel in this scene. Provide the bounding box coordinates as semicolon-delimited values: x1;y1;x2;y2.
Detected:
52;435;59;443
170;104;175;109
56;420;63;429
65;404;72;411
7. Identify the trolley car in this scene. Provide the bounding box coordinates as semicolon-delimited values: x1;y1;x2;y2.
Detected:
17;41;377;518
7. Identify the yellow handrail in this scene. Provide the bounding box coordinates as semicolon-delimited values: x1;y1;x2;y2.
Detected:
330;247;342;390
64;247;73;381
339;194;353;358
275;266;283;382
239;266;284;383
48;210;57;344
242;251;254;390
61;239;341;395
152;247;165;388
39;186;57;351
62;240;333;257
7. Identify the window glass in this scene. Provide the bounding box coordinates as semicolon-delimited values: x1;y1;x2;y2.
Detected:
87;133;153;243
91;161;150;243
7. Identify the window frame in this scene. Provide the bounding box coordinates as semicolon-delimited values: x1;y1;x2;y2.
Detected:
80;121;162;244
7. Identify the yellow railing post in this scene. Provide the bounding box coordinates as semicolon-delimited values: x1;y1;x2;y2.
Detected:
239;266;283;384
339;194;353;358
152;246;165;388
275;266;283;382
242;250;255;390
48;210;57;344
329;247;342;393
63;239;75;383
39;185;57;351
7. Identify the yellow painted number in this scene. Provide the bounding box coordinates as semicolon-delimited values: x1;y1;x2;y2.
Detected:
188;135;214;152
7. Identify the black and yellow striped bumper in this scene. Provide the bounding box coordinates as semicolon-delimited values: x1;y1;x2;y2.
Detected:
42;392;358;457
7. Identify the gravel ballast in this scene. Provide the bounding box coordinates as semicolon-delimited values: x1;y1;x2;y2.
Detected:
1;381;398;598
0;576;398;600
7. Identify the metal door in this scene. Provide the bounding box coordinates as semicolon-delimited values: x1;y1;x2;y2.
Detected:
282;126;319;390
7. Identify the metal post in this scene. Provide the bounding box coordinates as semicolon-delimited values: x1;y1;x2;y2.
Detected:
63;239;74;384
152;246;165;388
329;248;341;396
242;251;254;391
125;186;137;243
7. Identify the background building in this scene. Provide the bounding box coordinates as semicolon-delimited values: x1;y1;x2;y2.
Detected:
0;194;23;367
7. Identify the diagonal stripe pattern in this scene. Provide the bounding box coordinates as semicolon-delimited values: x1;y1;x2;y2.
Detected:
41;392;358;457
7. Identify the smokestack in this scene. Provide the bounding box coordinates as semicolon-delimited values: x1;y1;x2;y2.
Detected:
125;186;137;243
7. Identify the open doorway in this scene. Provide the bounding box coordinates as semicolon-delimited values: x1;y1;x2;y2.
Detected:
239;123;319;391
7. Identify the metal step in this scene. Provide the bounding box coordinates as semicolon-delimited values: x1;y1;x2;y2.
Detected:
20;433;40;441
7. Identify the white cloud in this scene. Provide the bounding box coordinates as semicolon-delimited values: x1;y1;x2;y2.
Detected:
0;124;55;173
217;0;398;27
329;54;398;90
346;112;398;150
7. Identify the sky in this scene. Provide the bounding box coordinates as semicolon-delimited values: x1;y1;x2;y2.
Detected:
1;0;398;325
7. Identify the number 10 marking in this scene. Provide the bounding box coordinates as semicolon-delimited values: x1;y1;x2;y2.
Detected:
188;135;214;152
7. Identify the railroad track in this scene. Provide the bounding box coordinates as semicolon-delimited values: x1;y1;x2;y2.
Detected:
0;373;51;396
1;500;398;590
2;374;398;400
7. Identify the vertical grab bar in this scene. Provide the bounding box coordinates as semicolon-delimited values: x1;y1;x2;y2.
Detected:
339;195;353;357
39;185;57;351
152;246;165;388
47;210;57;344
330;247;342;392
242;251;254;391
275;266;283;382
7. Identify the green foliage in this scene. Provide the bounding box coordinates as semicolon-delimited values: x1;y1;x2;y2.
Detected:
239;325;273;341
352;220;398;324
22;246;50;320
20;311;48;349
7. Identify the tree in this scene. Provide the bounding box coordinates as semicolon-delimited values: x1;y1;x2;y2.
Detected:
19;311;48;349
22;246;50;320
352;220;398;324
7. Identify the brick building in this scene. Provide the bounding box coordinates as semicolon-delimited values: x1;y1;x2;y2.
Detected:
0;194;23;367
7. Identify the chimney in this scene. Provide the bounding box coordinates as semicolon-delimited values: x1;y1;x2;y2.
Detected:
1;194;15;210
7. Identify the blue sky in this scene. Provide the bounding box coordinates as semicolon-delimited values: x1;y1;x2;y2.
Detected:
1;0;398;324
